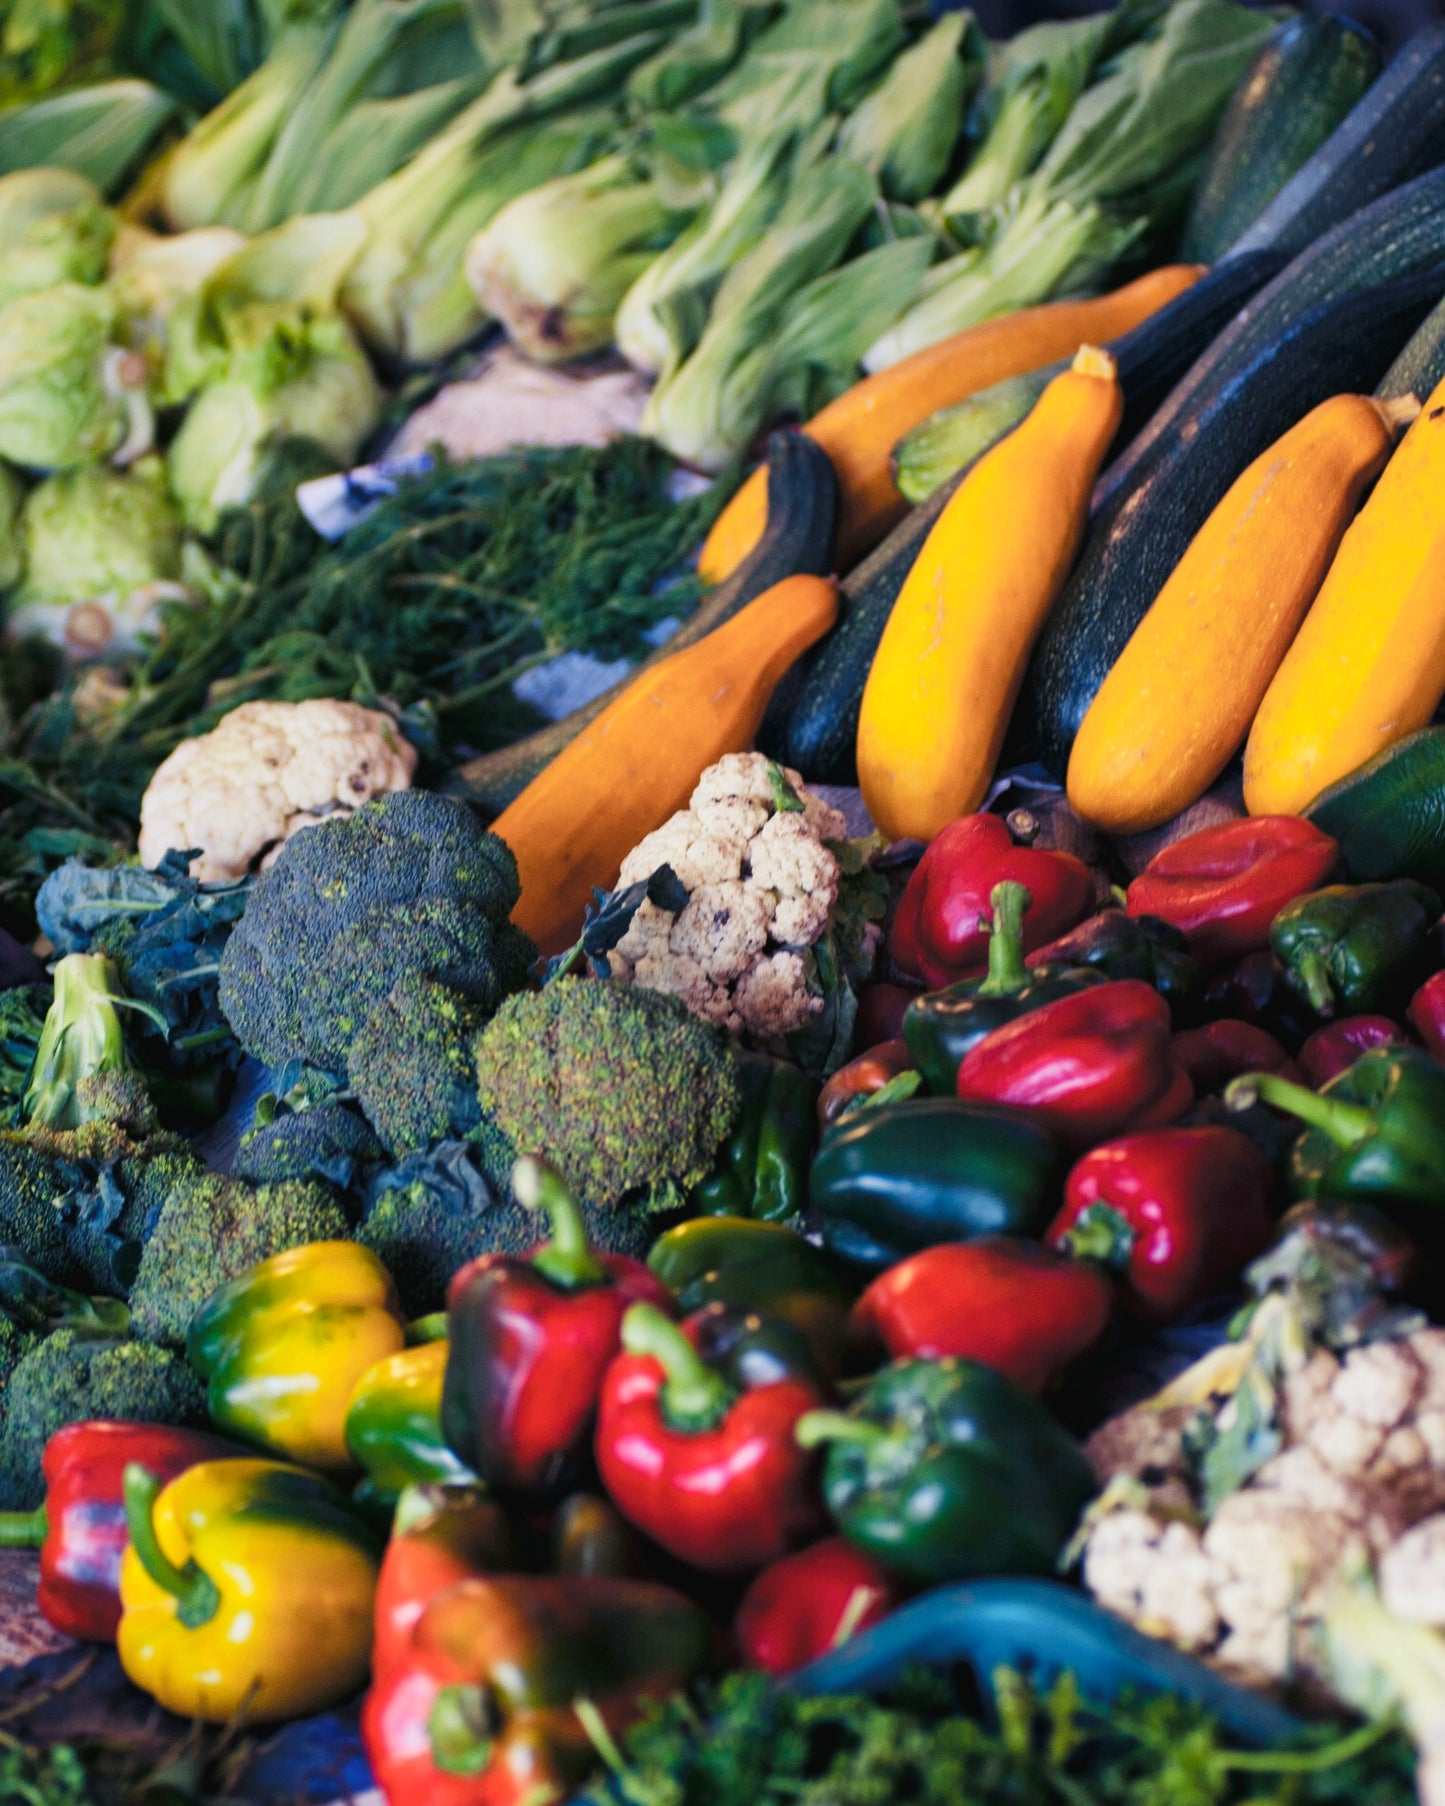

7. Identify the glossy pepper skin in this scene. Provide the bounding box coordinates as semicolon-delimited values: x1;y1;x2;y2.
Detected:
595;1303;823;1572
442;1159;672;1499
734;1537;896;1675
956;980;1192;1149
818;1039;915;1127
1299;1016;1407;1089
1048;1127;1274;1324
1025;910;1199;1008
374;1484;516;1681
811;1096;1062;1272
849;1238;1113;1393
0;1423;238;1642
1408;971;1445;1060
1125;818;1339;963
363;1575;711;1806
347;1341;473;1506
1270;881;1441;1018
187;1242;406;1473
118;1457;382;1722
1170;1020;1300;1095
797;1359;1095;1586
891;814;1094;988
694;1052;817;1221
903;882;1106;1095
1229;1050;1445;1215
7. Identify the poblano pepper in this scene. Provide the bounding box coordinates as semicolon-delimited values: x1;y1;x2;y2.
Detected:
694;1052;816;1222
796;1358;1096;1586
903;882;1106;1094
1269;881;1440;1018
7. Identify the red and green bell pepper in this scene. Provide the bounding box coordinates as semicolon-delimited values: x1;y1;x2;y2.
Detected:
1270;881;1440;1018
733;1537;895;1675
374;1484;516;1681
1025;909;1200;1008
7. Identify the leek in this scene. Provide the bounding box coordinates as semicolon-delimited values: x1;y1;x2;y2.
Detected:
838;12;983;203
894;358;1061;502
0;80;176;192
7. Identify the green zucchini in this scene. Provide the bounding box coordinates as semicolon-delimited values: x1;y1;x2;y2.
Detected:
1305;730;1445;887
447;431;838;818
1026;254;1445;778
1180;16;1380;265
1380;291;1445;402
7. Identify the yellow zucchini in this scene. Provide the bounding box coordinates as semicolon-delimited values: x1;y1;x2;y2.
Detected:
1068;392;1415;834
856;346;1122;844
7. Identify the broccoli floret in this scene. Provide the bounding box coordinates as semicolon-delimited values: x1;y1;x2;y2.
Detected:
473;978;743;1220
348;974;486;1155
234;1098;384;1192
0;1315;40;1398
0;1330;205;1509
128;1174;349;1346
218;790;536;1075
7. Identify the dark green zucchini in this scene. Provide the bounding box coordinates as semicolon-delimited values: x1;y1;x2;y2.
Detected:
1180;16;1380;265
1380;291;1445;401
446;430;838;818
1305;729;1445;886
1230;20;1445;260
1026;260;1445;778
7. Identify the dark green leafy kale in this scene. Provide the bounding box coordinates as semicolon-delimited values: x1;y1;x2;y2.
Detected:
0;1329;206;1508
234;1096;385;1193
357;1139;536;1315
787;837;888;1082
0;983;48;1124
219;789;535;1074
348;974;487;1155
545;865;690;986
128;1174;348;1347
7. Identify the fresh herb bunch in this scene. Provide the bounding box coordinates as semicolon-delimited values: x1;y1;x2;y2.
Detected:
583;1668;1415;1806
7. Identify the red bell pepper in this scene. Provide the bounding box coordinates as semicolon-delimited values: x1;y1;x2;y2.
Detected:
855;983;922;1049
1299;1016;1408;1089
733;1537;896;1675
374;1484;517;1681
955;980;1191;1147
1125;818;1338;964
1048;1126;1274;1324
0;1421;238;1641
817;1039;916;1128
848;1237;1113;1393
1408;971;1445;1061
595;1303;823;1572
442;1158;673;1498
890;814;1094;988
1171;1020;1301;1095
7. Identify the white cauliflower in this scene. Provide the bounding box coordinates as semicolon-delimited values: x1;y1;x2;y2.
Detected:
138;698;417;882
606;753;877;1052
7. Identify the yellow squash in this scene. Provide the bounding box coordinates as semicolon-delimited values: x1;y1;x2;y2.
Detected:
857;346;1122;844
1246;371;1445;815
1068;392;1416;834
698;265;1203;582
493;572;838;952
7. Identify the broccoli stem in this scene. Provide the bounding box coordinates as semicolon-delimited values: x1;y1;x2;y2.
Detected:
22;954;165;1130
621;1303;735;1433
122;1464;220;1630
513;1157;608;1290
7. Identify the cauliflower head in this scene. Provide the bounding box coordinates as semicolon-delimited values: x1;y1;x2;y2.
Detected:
605;754;853;1042
138;698;417;882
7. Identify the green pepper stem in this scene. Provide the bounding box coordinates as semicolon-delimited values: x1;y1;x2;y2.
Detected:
1058;1202;1135;1271
428;1684;496;1777
0;1506;46;1548
1223;1073;1375;1148
407;1312;450;1345
1294;951;1337;1018
794;1410;891;1452
621;1303;734;1432
975;882;1032;997
514;1158;607;1290
122;1464;220;1631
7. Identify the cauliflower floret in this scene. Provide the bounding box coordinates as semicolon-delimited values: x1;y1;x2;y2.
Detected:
670;882;774;984
138;699;417;882
734;951;821;1036
1381;1515;1445;1625
1083;1510;1220;1651
1333;1339;1423;1429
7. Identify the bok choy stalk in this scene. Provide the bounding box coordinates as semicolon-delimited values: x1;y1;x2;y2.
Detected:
703;0;905;148
625;0;768;113
109;224;248;358
0;168;113;310
465;152;690;362
0;283;152;472
0;81;176;193
865;0;1277;370
837;11;984;202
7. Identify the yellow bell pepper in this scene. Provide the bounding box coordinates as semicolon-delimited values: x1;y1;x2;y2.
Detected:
186;1241;405;1472
344;1339;473;1504
118;1457;381;1722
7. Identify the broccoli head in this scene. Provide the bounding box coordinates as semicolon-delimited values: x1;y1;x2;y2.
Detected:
0;984;48;1125
0;1330;206;1509
473;978;743;1220
22;954;162;1134
218;790;536;1075
234;1098;384;1192
129;1174;348;1347
348;974;486;1155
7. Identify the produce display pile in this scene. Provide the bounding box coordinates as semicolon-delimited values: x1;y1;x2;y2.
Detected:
13;0;1445;1802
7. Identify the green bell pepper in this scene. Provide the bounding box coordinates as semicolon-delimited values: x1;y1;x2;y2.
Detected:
1269;881;1440;1018
903;883;1106;1094
694;1052;817;1222
344;1340;473;1506
797;1358;1096;1585
810;1097;1062;1271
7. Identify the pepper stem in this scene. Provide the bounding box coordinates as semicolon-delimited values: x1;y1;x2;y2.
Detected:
122;1464;220;1631
428;1684;496;1777
1058;1202;1136;1271
0;1506;46;1548
1224;1073;1376;1148
1294;951;1337;1018
794;1410;891;1452
975;882;1032;997
514;1157;607;1290
621;1303;734;1433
